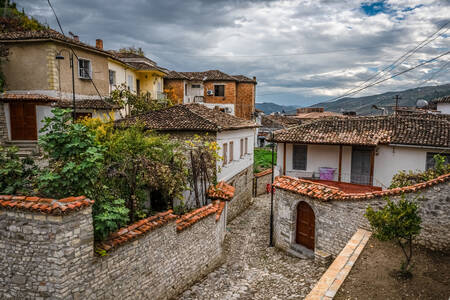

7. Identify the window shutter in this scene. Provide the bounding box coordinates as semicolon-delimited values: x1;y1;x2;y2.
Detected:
223;143;227;166
240;139;244;158
293;144;307;170
229;141;234;162
245;138;248;154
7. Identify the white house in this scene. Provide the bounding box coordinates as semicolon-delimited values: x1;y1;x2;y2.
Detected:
272;114;450;189
432;95;450;114
118;103;258;220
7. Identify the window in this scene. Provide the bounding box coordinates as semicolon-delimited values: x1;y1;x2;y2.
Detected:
108;70;116;85
136;79;141;95
192;84;201;88
214;85;225;97
78;59;91;79
293;144;307;170
128;75;134;91
185;83;188;96
223;143;228;166
240;138;244;158
426;152;450;170
229;141;234;163
245;137;248;154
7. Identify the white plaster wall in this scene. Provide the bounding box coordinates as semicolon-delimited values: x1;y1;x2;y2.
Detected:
202;103;235;116
107;60;136;93
217;128;254;182
437;103;450;114
4;103;10;140
184;81;204;103
36;105;53;135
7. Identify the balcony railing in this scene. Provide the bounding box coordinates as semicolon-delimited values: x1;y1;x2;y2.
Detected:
193;96;204;103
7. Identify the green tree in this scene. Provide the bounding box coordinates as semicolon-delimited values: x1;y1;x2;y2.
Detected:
118;46;145;56
0;146;36;194
365;196;422;276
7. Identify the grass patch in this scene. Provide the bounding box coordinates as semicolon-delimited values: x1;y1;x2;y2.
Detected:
254;148;276;173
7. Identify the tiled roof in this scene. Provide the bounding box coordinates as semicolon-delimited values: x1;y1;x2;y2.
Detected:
165;70;257;83
272;115;450;148
207;181;235;201
57;99;120;110
294;111;344;119
254;168;272;178
0;93;59;102
126;61;168;73
0;29;113;57
262;115;301;129
0;195;94;215
117;104;258;132
432;95;450;104
273;173;450;201
96;200;225;253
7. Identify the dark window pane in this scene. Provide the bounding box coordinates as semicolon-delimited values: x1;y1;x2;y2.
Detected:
293;144;307;170
214;85;225;96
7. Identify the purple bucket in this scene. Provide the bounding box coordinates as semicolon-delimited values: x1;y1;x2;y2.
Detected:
319;167;335;180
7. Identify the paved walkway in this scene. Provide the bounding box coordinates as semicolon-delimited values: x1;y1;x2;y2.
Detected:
178;195;326;300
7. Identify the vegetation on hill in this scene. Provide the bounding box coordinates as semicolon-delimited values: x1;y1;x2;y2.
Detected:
254;147;276;173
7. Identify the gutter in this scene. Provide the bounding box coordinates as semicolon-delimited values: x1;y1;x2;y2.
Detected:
389;144;450;151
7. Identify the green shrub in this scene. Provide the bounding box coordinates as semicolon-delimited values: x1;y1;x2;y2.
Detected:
390;154;450;188
0;146;35;194
365;196;422;276
254;148;276;173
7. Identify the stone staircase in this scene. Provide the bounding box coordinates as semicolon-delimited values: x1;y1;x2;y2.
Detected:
4;140;40;157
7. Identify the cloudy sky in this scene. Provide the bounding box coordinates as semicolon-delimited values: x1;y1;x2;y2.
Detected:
15;0;450;106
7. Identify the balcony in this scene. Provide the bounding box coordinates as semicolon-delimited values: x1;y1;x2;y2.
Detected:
193;96;204;103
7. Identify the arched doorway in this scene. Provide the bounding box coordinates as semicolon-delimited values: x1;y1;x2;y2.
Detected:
296;201;315;250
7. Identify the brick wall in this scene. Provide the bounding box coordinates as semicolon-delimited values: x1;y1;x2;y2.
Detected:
164;79;184;104
226;165;253;221
236;82;255;120
203;81;236;105
0;198;227;299
0;102;8;145
274;180;450;256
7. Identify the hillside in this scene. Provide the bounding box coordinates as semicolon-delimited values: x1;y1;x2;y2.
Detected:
310;84;450;115
255;102;297;114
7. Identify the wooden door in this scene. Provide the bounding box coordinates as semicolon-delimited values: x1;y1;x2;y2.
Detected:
10;103;37;140
296;202;315;250
351;147;373;185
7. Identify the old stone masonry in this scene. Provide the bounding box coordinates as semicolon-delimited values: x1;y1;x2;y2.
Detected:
178;194;326;300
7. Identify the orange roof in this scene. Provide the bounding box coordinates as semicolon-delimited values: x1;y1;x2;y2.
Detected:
0;195;93;215
255;168;272;178
208;181;235;201
273;172;450;201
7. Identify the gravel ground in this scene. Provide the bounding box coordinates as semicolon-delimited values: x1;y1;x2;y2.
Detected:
177;194;326;300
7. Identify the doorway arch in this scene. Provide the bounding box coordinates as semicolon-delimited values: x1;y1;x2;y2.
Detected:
296;201;315;250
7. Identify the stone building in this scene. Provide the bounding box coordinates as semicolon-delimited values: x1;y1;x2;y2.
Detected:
118;103;258;221
164;70;257;120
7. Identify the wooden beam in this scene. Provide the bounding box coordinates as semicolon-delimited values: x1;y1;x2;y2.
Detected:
283;142;287;176
338;145;343;182
369;148;375;186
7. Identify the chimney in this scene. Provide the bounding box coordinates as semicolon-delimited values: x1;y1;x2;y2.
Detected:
95;39;103;50
253;76;256;81
73;35;79;42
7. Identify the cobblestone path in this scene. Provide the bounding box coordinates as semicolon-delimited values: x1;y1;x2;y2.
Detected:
178;195;326;300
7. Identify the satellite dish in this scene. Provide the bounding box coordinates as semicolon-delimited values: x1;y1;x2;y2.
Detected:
416;99;428;108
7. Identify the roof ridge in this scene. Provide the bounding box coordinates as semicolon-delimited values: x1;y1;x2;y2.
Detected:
184;104;220;130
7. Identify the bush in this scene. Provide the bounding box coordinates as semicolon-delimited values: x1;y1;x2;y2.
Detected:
390;154;450;188
0;146;35;194
365;196;422;276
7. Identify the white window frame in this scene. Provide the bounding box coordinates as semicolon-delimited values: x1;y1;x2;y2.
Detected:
128;74;134;91
78;58;92;79
109;70;116;86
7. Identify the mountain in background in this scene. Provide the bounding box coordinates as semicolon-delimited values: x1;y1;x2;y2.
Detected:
257;84;450;115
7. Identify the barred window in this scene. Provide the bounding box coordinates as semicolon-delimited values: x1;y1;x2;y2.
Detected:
293;144;307;170
78;59;91;79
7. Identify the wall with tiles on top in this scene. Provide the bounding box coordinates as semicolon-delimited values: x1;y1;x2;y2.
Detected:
274;180;450;257
225;165;253;221
0;199;227;300
254;169;272;196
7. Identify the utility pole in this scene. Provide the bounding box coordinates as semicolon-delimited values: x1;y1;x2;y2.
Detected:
394;94;401;115
270;131;275;247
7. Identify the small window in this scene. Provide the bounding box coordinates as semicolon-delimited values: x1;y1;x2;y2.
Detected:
426;152;450;170
191;84;201;88
185;83;188;96
229;141;234;163
78;59;91;79
293;144;307;170
214;85;225;97
245;137;248;154
240;138;244;158
109;70;116;85
223;143;228;166
128;75;134;91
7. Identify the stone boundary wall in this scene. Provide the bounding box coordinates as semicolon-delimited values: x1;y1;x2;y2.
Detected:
0;102;9;145
274;177;449;256
254;168;272;196
226;165;253;221
306;229;372;299
0;196;227;299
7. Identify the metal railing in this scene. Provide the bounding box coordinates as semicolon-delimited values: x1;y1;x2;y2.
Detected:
193;96;204;103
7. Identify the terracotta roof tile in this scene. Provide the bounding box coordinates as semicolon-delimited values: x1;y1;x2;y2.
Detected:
432;95;450;104
262;115;301;129
273;173;450;201
255;168;272;178
0;195;93;215
273;114;450;147
117;104;258;132
0;93;59;102
208;181;235;201
165;70;257;83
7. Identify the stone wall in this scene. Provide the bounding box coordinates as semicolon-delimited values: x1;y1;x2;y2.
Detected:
254;169;272;196
0;197;227;299
226;165;253;221
274;180;450;256
0;102;7;145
